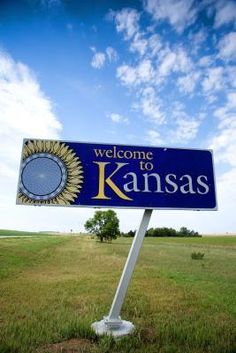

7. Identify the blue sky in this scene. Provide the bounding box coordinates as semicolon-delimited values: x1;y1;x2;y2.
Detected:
0;0;236;233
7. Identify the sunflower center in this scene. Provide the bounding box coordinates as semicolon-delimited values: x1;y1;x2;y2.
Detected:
20;153;67;200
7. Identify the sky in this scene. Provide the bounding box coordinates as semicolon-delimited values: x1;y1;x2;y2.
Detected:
0;0;236;234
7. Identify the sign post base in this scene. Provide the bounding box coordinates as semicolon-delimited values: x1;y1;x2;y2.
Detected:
91;316;135;337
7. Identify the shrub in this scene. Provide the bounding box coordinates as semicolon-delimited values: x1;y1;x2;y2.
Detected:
191;252;205;260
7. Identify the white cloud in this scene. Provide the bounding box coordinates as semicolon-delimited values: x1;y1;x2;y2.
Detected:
202;66;225;93
117;59;154;86
137;59;154;82
177;71;200;93
227;92;236;107
147;33;162;57
145;130;163;145
169;104;201;143
172;117;200;142
108;113;129;124
91;52;106;69
188;29;207;54
117;46;192;87
210;92;236;167
143;0;197;33
217;168;236;209
91;47;118;69
130;33;148;56
226;66;236;88
218;32;236;61
0;50;62;178
158;49;176;76
138;87;165;124
214;1;236;28
0;50;68;232
117;64;138;86
106;47;119;62
198;55;214;67
158;46;192;77
113;8;140;40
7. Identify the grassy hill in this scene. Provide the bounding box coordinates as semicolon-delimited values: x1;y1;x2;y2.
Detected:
0;229;57;236
0;235;235;353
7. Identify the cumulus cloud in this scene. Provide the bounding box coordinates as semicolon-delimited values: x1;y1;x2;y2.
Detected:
145;130;164;145
202;66;225;94
117;46;192;88
214;1;236;28
130;32;148;56
116;64;138;86
147;34;163;58
91;52;106;69
218;32;236;61
0;50;62;178
169;103;201;143
111;8;140;40
226;66;236;88
108;113;129;124
177;71;200;93
158;46;193;77
117;59;154;86
143;0;197;33
106;47;119;62
210;92;236;167
198;55;214;67
91;46;118;69
188;29;207;54
171;116;200;143
0;50;69;233
138;87;165;124
106;1;236;233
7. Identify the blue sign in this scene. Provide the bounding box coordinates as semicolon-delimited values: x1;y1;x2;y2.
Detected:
17;139;217;210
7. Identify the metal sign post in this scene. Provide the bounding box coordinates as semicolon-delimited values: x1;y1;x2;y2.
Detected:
92;209;153;337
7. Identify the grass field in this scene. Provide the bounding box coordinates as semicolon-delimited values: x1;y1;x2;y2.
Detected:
0;234;235;353
0;229;55;237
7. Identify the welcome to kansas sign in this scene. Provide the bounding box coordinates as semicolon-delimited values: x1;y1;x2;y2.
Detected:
16;139;217;210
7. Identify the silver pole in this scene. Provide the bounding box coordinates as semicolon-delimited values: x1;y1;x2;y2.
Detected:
107;209;153;321
92;209;153;337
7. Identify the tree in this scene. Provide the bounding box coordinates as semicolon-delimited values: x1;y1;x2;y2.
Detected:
120;230;136;237
178;226;200;237
145;227;177;237
85;210;120;242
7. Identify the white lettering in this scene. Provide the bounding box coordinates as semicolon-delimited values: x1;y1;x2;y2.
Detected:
123;172;140;192
180;175;196;194
165;174;178;193
143;173;164;193
197;175;209;194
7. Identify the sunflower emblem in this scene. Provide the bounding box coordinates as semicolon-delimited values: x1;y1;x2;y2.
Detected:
17;140;83;205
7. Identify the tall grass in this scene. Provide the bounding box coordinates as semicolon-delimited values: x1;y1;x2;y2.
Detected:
0;235;235;353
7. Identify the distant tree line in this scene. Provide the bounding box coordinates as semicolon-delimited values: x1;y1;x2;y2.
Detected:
84;210;201;242
120;226;201;237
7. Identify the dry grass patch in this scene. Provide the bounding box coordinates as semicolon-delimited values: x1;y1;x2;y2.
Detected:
38;338;96;353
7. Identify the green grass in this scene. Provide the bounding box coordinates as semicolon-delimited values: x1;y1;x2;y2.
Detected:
0;229;55;237
0;235;235;353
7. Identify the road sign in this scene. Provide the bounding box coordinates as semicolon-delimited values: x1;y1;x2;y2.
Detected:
17;139;217;210
16;138;218;337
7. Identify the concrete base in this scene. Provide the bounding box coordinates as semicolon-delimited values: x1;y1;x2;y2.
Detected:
91;317;135;338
